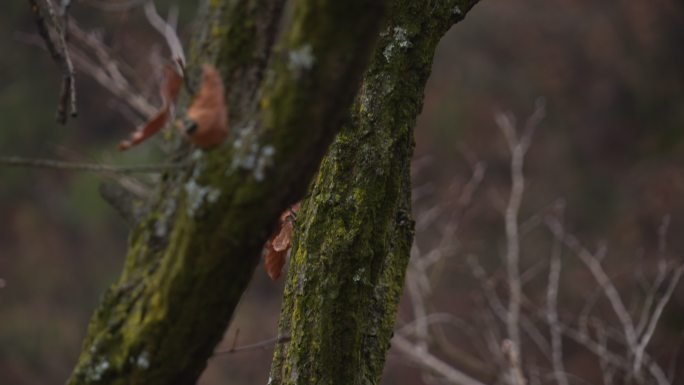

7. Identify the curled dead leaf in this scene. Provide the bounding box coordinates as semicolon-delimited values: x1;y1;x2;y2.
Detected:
264;202;301;280
184;64;228;148
118;66;182;151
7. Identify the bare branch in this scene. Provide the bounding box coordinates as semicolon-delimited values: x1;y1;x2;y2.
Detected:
82;0;148;12
0;156;189;174
406;260;430;353
457;160;487;208
99;182;140;224
494;100;545;366
16;24;155;119
594;323;616;385
545;206;569;385
545;216;678;384
392;335;487;385
633;264;684;375
502;339;527;385
658;214;671;255
45;0;77;121
66;22;157;117
144;1;186;70
28;0;77;123
635;261;669;338
667;333;684;383
547;218;638;353
520;98;546;152
213;335;291;356
27;0;61;61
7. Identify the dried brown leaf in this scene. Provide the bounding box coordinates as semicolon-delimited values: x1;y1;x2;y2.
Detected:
263;202;301;281
118;66;182;151
272;221;293;252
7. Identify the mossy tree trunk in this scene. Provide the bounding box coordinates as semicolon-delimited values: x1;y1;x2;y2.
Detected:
269;1;480;385
67;0;480;384
67;0;387;384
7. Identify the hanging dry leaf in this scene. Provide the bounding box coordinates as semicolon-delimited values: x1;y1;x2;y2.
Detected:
184;64;228;148
118;66;182;151
264;202;301;280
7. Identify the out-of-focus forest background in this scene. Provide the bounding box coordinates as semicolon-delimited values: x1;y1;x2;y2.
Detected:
1;0;683;384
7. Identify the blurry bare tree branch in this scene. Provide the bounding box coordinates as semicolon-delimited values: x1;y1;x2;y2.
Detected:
396;101;684;385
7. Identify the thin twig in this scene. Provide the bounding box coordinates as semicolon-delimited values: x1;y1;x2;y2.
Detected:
457;160;486;208
231;328;241;350
635;261;669;338
666;332;684;383
502;339;527;385
495;100;545;367
468;256;551;358
59;0;71;15
27;0;61;61
83;0;148;12
43;0;77;122
545;207;569;385
144;1;186;69
594;322;616;385
499;114;523;363
547;218;639;354
213;335;291;356
392;334;487;385
27;0;77;122
406;261;430;353
65;20;157;117
545;217;676;384
0;156;189;174
633;264;684;375
635;215;672;337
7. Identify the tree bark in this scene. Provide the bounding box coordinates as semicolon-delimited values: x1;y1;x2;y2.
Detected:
67;0;387;384
269;1;480;385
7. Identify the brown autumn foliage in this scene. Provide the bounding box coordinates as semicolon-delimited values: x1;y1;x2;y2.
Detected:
118;66;182;150
118;63;228;151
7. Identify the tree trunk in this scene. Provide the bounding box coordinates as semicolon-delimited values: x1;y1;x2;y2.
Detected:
269;1;479;385
67;1;387;384
67;0;481;383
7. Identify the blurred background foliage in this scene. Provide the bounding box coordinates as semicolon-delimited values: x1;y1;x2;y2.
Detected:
1;0;683;384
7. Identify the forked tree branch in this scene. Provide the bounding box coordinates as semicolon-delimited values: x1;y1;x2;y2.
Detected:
66;0;389;384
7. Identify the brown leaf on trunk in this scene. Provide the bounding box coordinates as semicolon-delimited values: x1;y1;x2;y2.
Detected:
272;221;294;252
184;64;228;148
118;66;182;151
264;202;301;280
264;246;288;281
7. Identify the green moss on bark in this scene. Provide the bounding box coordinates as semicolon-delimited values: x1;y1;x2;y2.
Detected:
269;2;480;385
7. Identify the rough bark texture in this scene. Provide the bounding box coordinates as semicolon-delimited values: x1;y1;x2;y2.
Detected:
269;1;480;385
67;0;387;384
